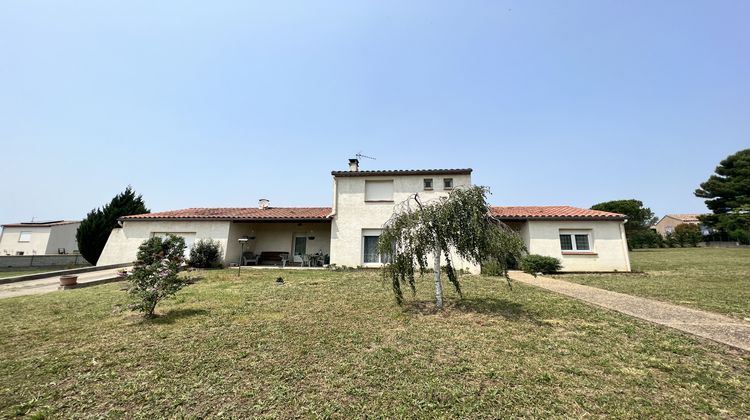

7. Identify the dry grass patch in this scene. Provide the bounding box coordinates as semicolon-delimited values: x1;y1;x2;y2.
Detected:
0;268;749;418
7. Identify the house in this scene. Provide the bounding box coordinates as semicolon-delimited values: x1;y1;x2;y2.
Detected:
0;220;81;256
98;160;631;272
653;214;707;237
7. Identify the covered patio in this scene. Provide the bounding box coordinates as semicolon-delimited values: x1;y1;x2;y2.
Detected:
225;207;332;268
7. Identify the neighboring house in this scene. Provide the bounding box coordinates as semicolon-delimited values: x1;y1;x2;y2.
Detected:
98;160;631;272
0;220;81;256
653;214;708;236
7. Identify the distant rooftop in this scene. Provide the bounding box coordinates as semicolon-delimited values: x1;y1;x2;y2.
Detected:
664;214;702;222
1;220;80;228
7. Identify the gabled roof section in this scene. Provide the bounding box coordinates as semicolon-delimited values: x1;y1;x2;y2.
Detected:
490;206;626;221
663;214;702;222
331;168;472;177
1;220;79;228
120;207;332;222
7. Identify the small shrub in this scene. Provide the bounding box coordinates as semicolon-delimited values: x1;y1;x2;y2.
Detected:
520;254;562;276
127;234;189;318
189;239;223;268
628;229;663;249
481;260;505;276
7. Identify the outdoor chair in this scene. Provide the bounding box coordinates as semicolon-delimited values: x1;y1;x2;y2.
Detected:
242;252;260;266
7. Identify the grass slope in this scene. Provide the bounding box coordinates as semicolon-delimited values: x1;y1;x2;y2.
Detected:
563;248;750;319
1;269;749;418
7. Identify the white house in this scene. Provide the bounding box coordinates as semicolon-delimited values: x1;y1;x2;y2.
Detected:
98;160;631;272
0;220;81;256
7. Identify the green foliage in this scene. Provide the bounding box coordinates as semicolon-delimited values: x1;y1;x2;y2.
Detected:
189;239;223;268
127;234;189;318
628;229;664;249
674;224;703;247
76;187;149;265
520;254;562;275
591;199;657;231
695;149;750;243
378;186;526;306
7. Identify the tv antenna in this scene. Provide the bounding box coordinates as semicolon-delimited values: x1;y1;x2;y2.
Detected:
356;152;376;161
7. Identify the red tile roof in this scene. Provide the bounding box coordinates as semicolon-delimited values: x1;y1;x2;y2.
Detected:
121;207;332;222
490;206;626;220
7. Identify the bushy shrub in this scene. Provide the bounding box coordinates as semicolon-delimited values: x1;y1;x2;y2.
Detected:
674;224;703;247
628;229;664;249
189;239;223;268
520;254;562;276
127;234;189;318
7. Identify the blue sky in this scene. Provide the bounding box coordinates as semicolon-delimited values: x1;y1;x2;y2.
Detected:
1;1;748;224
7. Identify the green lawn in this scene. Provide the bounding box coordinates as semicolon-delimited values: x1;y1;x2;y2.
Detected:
1;269;748;417
562;248;750;319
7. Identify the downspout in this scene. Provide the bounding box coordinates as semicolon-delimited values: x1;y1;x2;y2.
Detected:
327;175;338;218
619;219;632;272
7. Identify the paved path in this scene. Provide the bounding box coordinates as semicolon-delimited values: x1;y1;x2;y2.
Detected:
508;271;750;352
0;268;127;300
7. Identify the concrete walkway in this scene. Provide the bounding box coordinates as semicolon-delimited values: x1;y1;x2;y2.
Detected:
508;271;750;352
0;267;127;300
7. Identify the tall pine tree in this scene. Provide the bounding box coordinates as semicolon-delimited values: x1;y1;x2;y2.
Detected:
77;187;149;264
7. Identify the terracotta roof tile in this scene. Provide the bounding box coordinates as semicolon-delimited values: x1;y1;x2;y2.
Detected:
490;206;626;220
121;207;332;221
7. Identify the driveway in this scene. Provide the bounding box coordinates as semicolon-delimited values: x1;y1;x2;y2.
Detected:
0;268;127;300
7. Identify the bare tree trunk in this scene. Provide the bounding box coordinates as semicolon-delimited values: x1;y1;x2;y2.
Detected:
434;251;443;308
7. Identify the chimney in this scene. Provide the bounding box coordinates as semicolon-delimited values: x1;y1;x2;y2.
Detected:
348;158;360;172
258;198;270;210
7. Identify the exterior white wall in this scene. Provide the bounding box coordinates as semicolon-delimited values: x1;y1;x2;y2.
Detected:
97;220;232;266
44;222;81;254
0;226;52;256
225;222;331;265
525;220;631;272
329;173;480;273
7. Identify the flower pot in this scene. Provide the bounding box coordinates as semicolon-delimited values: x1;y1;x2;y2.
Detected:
59;275;78;287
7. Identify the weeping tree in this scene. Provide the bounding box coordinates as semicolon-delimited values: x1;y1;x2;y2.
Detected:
378;186;526;308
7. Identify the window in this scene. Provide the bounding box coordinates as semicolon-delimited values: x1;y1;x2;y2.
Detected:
18;231;31;242
559;231;592;252
443;178;453;189
15;251;24;256
363;229;390;264
363;235;380;263
365;180;394;202
423;178;433;190
665;225;673;235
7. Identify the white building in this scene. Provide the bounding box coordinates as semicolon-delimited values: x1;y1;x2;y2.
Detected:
0;220;81;256
98;160;631;272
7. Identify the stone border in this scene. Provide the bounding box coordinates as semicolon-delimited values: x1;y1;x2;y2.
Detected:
0;263;131;285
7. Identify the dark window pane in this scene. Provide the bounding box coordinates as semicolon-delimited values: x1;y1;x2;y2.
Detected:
444;178;453;189
575;235;590;250
424;179;433;189
364;236;380;263
559;234;573;250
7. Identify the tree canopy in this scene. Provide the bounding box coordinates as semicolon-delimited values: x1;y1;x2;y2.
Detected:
76;187;149;264
378;186;526;308
591;199;657;231
695;149;750;244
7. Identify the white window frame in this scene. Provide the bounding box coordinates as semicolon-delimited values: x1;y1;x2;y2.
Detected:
18;231;32;243
362;229;387;265
559;230;593;253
